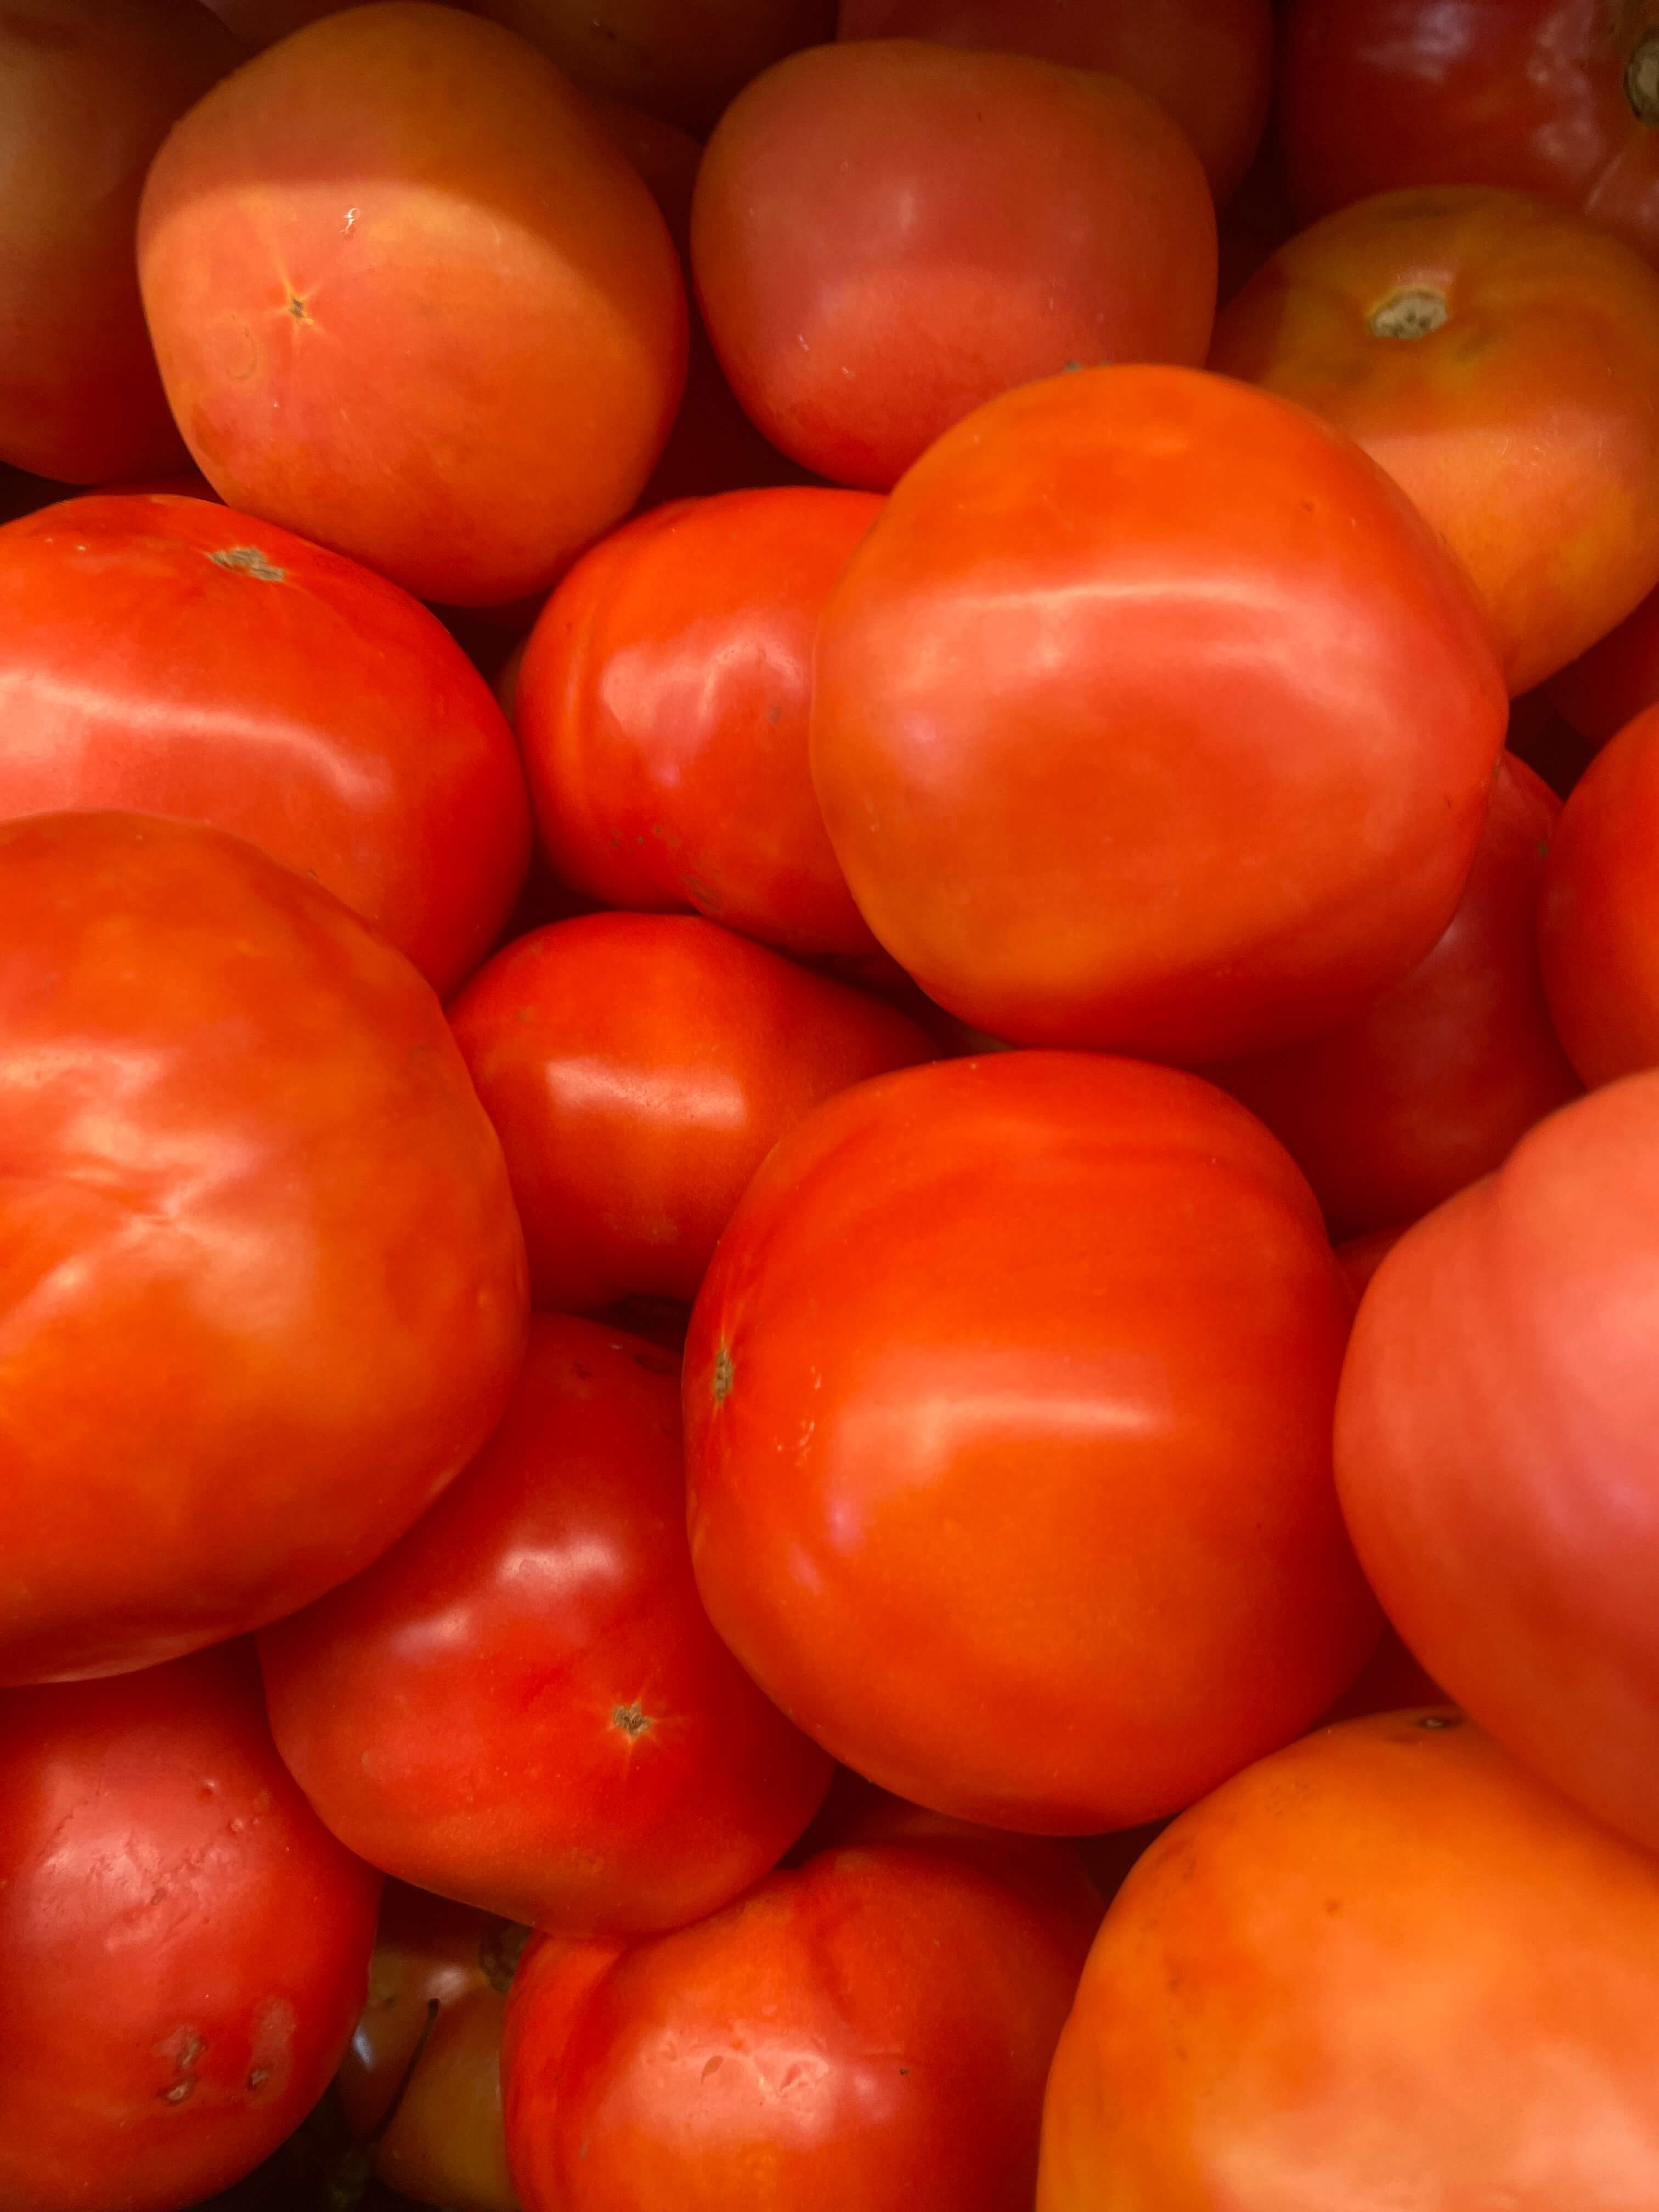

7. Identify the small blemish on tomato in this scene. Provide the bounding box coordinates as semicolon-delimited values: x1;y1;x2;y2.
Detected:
712;1344;735;1403
613;1702;652;1738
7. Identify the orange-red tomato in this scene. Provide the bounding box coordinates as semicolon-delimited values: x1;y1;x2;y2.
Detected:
1550;575;1659;744
1209;185;1659;693
691;41;1217;490
515;488;882;958
810;363;1509;1062
685;1052;1377;1833
1037;1712;1659;2208
137;3;687;607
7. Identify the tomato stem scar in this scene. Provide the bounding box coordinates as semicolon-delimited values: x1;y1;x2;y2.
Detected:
1368;289;1449;340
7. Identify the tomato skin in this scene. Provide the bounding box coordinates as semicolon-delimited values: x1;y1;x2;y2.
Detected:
261;1314;833;1937
448;911;934;1311
1334;1070;1659;1857
516;488;881;958
810;363;1509;1062
1278;0;1659;269
0;1643;381;2212
502;1837;1099;2212
137;3;687;608
1550;579;1659;744
691;41;1217;490
0;492;529;997
0;810;529;1686
684;1051;1377;1833
1209;185;1659;694
1037;1711;1659;2209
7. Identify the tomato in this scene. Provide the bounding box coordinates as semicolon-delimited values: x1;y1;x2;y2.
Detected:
0;1;239;484
0;810;528;1686
834;0;1274;203
1539;702;1659;1084
1550;575;1659;744
1038;1711;1659;2208
1334;1069;1659;1856
1278;0;1659;269
137;3;687;608
0;492;529;996
691;41;1216;490
515;488;882;958
810;363;1509;1062
448;911;933;1311
684;1051;1376;1833
502;1832;1100;2212
1209;186;1659;694
375;1978;519;2212
0;1643;381;2212
205;0;345;36
1206;754;1580;1239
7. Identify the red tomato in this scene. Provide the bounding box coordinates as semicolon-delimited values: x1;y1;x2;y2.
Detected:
137;3;687;607
447;911;934;1311
515;488;882;958
1278;0;1659;269
0;1;239;484
1334;1070;1659;1857
834;0;1274;202
0;810;528;1686
1206;753;1580;1240
261;1314;832;1936
684;1052;1377;1833
1209;186;1659;693
1037;1712;1659;2208
0;492;529;996
1539;702;1659;1084
503;1833;1100;2212
1550;575;1659;744
810;364;1509;1062
0;1644;381;2212
375;1979;519;2212
691;41;1217;490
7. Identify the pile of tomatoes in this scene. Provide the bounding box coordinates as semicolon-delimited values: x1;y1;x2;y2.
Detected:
5;2;1659;2207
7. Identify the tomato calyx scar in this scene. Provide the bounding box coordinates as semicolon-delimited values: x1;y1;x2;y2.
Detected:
209;546;286;583
1627;33;1659;126
1368;290;1449;341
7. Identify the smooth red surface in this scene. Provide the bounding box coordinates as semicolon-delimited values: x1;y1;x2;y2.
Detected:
516;487;881;958
1038;1713;1659;2208
0;492;529;996
684;1051;1378;1833
0;810;529;1686
691;41;1216;489
0;1644;381;2212
1334;1071;1659;1855
261;1314;832;1936
448;911;934;1311
810;364;1509;1062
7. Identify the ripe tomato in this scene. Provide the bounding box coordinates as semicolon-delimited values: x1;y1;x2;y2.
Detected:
0;1643;381;2212
1278;0;1659;269
810;364;1509;1062
684;1052;1377;1833
1209;185;1659;693
691;41;1216;489
515;488;882;958
502;1832;1100;2212
0;492;529;996
1550;576;1659;743
137;3;687;607
0;810;528;1686
1334;1070;1659;1857
447;911;934;1311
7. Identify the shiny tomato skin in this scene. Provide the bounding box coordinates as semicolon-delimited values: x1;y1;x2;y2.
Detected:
1550;578;1659;744
516;487;881;958
1278;0;1659;268
1037;1712;1659;2209
0;492;529;996
810;364;1509;1062
1334;1071;1659;1857
0;810;529;1686
691;40;1217;490
0;1643;381;2212
447;911;934;1311
261;1314;832;1937
1207;753;1580;1239
137;3;687;608
684;1051;1377;1833
1209;185;1659;694
502;1837;1100;2212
